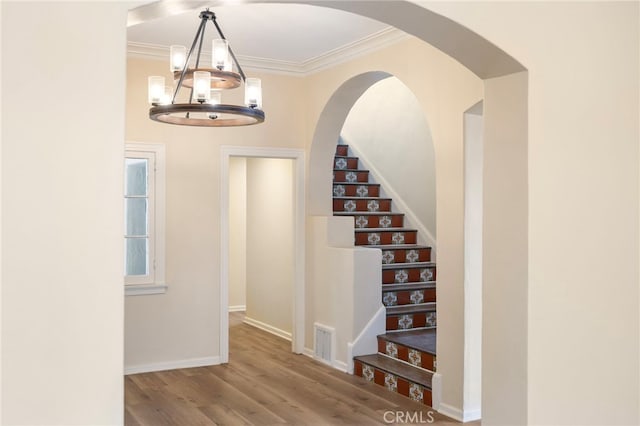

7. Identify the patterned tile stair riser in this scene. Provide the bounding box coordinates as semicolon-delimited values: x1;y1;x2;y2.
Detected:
378;339;437;373
354;361;433;406
332;143;437;406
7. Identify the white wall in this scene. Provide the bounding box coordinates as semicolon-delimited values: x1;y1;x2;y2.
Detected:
419;2;638;424
1;2;127;424
341;76;437;241
245;158;294;336
463;105;483;420
304;36;483;415
229;157;247;310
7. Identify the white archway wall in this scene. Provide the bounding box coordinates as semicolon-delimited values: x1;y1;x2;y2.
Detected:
305;36;483;413
1;2;637;425
341;77;437;242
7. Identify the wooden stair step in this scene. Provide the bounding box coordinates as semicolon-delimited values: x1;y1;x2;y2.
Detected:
382;284;436;306
353;354;433;406
382;281;436;291
378;329;437;356
333;170;370;183
334;156;360;170
355;229;417;246
333;198;392;213
386;303;437;331
387;303;436;315
333;183;380;198
382;262;436;270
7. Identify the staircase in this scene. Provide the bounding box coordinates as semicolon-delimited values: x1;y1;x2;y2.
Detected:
332;143;437;407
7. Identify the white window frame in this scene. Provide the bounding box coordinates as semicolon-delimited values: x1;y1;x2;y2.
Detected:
125;143;166;296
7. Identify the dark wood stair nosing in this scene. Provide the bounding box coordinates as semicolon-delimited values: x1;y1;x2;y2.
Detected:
354;354;433;389
377;352;436;375
378;329;437;356
381;262;436;270
386;303;437;315
354;227;417;233
333;197;391;201
382;282;437;292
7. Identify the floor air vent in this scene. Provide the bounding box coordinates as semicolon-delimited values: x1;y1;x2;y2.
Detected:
314;323;335;365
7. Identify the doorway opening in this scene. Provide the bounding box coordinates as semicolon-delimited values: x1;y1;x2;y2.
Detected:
220;147;305;362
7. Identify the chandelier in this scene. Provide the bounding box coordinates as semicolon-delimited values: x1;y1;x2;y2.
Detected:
147;9;265;127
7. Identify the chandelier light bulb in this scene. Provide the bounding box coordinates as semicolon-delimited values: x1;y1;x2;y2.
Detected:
193;71;211;102
170;45;186;72
212;39;229;70
244;78;262;109
148;76;165;104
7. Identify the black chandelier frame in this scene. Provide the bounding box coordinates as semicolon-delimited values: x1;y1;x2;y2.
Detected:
149;9;265;127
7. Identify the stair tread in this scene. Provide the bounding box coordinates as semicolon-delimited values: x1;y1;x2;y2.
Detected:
382;262;436;269
378;329;437;355
333;168;368;172
370;244;430;250
333;196;391;201
334;155;359;159
355;354;433;388
333;182;380;186
334;212;400;216
387;303;436;315
354;228;417;232
382;282;437;292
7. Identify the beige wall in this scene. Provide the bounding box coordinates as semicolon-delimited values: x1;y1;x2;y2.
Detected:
304;36;483;412
1;2;637;425
229;157;247;309
418;2;639;424
245;158;294;335
1;2;127;424
341;76;437;241
124;57;306;370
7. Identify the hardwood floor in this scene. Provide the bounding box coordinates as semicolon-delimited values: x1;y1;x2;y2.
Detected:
125;313;476;425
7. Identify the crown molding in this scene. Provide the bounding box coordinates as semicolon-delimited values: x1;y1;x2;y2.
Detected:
127;27;408;76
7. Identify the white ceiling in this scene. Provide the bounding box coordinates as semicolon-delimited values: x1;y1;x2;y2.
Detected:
127;3;395;65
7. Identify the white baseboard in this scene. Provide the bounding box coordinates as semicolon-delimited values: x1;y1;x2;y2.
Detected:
437;402;480;423
243;316;292;341
431;372;442;410
333;360;348;373
124;356;221;375
438;403;463;422
302;347;347;372
228;305;246;312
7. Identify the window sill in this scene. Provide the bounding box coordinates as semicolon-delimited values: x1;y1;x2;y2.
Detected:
125;283;168;296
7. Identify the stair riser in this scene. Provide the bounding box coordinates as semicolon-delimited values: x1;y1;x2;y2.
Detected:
377;340;436;372
386;312;437;331
354;361;433;406
333;184;380;198
355;231;417;246
334;157;359;170
382;268;436;284
333;199;391;212
383;289;436;306
333;170;369;183
336;145;349;156
349;215;404;229
382;248;431;264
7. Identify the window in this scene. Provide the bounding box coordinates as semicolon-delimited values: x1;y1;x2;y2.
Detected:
124;143;166;295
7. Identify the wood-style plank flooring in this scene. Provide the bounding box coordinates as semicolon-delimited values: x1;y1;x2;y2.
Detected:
125;313;477;425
